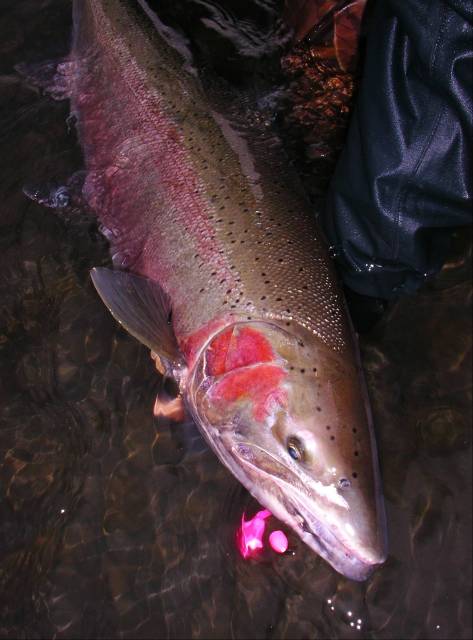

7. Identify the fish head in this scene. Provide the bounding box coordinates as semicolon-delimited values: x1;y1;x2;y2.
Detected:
186;320;387;580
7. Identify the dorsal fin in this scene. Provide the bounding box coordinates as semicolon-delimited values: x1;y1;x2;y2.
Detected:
90;267;184;367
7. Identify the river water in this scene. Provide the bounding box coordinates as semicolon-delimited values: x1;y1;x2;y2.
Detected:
0;1;471;638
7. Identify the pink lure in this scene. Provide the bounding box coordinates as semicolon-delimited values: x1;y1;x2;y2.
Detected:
238;509;271;558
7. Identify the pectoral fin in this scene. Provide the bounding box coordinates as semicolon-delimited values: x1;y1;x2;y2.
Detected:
90;267;185;369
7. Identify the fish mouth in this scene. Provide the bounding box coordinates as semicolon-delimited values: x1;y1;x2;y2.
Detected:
228;440;386;581
282;494;384;581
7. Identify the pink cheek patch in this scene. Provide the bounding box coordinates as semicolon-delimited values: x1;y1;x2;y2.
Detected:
225;326;275;370
206;325;275;377
204;325;287;421
211;365;287;421
205;326;233;376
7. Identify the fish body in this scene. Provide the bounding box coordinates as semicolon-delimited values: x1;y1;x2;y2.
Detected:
71;0;387;580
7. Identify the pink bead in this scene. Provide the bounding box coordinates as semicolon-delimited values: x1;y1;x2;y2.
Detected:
269;530;288;553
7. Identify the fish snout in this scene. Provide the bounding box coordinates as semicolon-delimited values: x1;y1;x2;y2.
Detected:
337;482;388;570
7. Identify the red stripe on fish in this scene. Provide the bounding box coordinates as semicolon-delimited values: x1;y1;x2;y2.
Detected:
210;364;287;421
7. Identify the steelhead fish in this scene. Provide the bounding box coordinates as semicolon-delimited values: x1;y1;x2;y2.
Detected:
65;0;387;580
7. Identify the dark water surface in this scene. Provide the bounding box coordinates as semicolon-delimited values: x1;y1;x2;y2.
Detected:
0;1;471;639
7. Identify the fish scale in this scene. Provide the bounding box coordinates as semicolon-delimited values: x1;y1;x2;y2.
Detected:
71;0;351;353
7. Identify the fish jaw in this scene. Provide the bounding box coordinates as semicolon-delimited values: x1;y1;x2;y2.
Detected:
185;320;387;580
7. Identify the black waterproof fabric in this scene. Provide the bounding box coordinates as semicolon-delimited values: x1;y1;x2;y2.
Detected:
322;0;473;299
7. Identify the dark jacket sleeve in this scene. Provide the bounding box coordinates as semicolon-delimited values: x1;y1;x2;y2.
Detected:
322;0;472;299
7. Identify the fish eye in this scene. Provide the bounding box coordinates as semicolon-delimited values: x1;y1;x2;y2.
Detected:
338;477;351;489
287;436;304;462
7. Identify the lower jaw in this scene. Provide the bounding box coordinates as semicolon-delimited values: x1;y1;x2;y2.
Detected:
300;528;377;581
289;503;379;581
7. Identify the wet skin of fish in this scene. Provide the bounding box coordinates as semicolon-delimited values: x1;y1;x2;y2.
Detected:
66;0;387;581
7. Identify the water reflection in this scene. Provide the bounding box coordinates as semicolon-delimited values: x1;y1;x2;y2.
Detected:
0;1;471;639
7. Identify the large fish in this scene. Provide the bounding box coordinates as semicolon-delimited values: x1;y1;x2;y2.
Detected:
65;0;387;580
